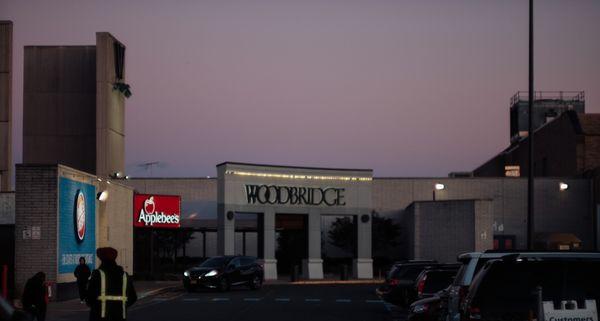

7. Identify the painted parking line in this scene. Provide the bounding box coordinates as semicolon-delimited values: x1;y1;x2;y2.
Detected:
243;298;262;302
305;298;321;302
275;298;291;302
212;298;230;302
152;298;169;302
366;299;384;303
336;299;352;303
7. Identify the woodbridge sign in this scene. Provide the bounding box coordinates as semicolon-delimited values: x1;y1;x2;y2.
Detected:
244;184;346;206
134;194;181;228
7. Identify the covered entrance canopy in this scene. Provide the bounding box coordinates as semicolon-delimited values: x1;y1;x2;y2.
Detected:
216;162;373;280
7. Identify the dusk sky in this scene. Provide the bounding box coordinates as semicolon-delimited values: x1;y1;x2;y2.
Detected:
2;0;599;177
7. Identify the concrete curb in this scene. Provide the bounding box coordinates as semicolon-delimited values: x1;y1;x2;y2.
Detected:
265;279;385;285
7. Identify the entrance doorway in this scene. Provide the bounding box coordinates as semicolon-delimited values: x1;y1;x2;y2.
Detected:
275;214;308;278
321;215;357;279
234;213;259;257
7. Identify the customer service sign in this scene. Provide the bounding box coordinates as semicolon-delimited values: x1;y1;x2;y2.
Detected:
58;177;96;274
134;194;181;228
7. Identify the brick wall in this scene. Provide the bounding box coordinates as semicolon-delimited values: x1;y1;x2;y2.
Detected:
14;164;58;297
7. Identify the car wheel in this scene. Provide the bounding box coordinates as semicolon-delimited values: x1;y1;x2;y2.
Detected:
249;275;262;290
218;277;230;292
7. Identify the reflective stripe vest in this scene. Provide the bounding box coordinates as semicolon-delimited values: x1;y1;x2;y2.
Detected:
98;270;128;319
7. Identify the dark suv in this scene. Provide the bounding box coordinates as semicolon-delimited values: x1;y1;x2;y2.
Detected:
462;254;600;321
183;256;264;292
414;267;459;300
377;261;440;306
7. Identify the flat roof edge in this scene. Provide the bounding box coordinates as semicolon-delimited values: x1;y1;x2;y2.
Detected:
216;161;373;172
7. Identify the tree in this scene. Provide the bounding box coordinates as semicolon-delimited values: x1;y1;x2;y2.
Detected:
327;217;356;255
154;229;195;262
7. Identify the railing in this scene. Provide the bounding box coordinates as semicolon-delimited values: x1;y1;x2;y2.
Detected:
510;91;585;106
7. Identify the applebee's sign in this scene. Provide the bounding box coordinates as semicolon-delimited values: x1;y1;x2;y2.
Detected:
133;194;181;228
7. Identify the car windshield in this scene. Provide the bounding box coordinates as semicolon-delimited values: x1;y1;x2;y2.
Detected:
199;257;230;268
393;265;430;280
423;271;457;294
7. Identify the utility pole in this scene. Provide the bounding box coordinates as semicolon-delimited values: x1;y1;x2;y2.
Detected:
527;0;535;250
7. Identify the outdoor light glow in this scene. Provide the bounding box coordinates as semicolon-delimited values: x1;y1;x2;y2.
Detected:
559;182;569;191
205;270;218;277
435;183;445;190
225;170;372;182
97;191;109;202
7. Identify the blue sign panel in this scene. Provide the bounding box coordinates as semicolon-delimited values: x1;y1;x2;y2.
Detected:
58;177;96;274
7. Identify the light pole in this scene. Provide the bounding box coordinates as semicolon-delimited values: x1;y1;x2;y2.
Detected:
527;0;535;250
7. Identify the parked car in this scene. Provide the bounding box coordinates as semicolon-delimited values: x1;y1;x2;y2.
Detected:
462;253;600;321
0;297;33;321
447;251;600;321
414;268;459;301
409;287;451;321
377;261;455;307
183;256;264;292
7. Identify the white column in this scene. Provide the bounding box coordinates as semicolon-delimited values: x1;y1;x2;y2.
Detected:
217;205;235;255
303;210;323;279
262;209;277;280
353;214;373;279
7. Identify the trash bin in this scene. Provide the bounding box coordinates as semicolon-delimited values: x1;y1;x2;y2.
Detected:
340;264;348;281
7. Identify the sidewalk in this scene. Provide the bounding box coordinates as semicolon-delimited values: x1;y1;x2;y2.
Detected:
46;281;179;320
265;278;385;285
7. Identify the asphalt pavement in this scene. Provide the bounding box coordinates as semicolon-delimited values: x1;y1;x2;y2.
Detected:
48;283;407;321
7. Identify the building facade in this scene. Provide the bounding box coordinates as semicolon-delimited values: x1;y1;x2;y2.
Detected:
0;21;12;192
23;32;126;178
126;163;599;279
14;164;134;300
475;111;600;177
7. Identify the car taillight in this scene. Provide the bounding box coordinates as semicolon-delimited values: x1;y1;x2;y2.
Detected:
417;275;427;296
468;306;481;320
389;279;400;286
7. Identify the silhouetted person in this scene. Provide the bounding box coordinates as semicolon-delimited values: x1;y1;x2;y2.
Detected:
74;257;91;303
21;272;47;321
86;248;137;321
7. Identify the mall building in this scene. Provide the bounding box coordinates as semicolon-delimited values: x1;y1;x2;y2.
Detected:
0;21;599;300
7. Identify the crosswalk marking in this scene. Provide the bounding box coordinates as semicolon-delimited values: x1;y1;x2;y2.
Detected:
244;298;262;301
336;299;351;303
366;299;384;303
212;298;230;302
183;298;200;302
305;298;321;302
275;298;290;302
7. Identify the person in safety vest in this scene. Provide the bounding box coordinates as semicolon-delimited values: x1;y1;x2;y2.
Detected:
86;247;137;321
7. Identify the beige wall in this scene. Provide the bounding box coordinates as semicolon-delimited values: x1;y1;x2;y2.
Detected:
23;46;96;174
96;32;125;178
125;178;217;202
0;21;12;191
96;180;134;274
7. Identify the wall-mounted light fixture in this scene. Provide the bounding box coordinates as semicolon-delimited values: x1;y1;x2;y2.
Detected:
433;183;445;201
109;171;125;179
559;182;569;191
97;191;109;202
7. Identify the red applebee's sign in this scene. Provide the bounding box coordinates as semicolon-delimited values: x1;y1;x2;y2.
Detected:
134;194;181;228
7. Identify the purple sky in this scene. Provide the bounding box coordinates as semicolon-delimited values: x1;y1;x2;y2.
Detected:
2;0;599;177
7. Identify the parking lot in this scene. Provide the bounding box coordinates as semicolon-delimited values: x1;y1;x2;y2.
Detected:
49;284;406;321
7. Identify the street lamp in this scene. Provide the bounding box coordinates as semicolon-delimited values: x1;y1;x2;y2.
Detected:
559;182;569;191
